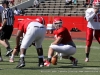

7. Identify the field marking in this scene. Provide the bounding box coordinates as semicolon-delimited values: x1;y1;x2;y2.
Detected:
76;45;100;49
41;70;100;73
9;40;100;49
9;41;100;50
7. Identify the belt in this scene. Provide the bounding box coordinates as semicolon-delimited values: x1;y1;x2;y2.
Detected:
34;26;44;28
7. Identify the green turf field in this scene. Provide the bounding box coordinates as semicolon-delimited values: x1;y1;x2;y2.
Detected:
0;37;100;75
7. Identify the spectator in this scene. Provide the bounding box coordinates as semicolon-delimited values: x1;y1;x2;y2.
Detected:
83;0;93;7
33;0;40;8
15;17;46;68
87;0;94;8
65;0;77;7
14;7;20;15
19;8;25;16
8;0;15;6
18;0;22;3
0;1;14;57
65;0;72;5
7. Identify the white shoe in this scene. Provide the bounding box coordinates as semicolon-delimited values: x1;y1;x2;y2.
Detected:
85;58;89;62
0;57;3;62
9;58;14;63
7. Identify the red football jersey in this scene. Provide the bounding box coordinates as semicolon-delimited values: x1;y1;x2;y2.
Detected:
18;19;33;33
53;27;72;44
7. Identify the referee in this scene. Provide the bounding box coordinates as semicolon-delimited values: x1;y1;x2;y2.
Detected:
0;1;14;57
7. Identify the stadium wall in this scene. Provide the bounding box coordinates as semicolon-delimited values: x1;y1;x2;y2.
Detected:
14;16;87;31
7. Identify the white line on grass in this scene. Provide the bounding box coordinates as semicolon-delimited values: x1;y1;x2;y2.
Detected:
76;45;100;49
41;70;100;73
9;40;100;49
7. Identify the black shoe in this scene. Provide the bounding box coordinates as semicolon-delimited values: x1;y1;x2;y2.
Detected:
6;49;13;56
38;58;44;67
39;61;44;67
16;57;25;68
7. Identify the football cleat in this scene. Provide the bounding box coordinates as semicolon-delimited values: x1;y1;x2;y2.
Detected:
44;60;51;67
38;62;44;67
38;58;44;67
72;59;78;66
85;58;89;62
0;56;3;62
16;57;25;68
6;49;13;56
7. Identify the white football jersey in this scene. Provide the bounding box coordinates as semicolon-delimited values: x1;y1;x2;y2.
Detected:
85;8;100;29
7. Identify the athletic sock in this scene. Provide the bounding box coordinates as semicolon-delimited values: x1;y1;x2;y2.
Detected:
6;47;10;51
47;58;51;62
68;56;75;61
86;53;89;58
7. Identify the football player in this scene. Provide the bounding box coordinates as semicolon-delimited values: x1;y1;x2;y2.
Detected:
85;0;100;62
44;18;78;66
13;17;46;68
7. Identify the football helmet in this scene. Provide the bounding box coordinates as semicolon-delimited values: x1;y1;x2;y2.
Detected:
53;18;62;29
93;0;100;8
35;17;45;25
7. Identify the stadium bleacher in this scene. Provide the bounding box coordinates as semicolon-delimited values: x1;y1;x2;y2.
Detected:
23;0;86;16
0;0;86;16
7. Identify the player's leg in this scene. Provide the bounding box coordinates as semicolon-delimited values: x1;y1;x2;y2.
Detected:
0;26;13;57
44;44;77;66
58;45;77;66
10;35;23;63
44;47;54;66
0;48;3;61
16;25;36;68
35;28;46;67
85;27;93;62
9;45;20;63
94;30;100;44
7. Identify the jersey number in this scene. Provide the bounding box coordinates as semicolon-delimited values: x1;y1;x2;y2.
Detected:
93;14;100;22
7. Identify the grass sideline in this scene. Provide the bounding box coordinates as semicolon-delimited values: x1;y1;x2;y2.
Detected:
0;37;100;75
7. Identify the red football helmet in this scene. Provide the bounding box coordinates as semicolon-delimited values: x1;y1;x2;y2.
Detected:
93;0;100;8
53;18;62;29
35;17;45;25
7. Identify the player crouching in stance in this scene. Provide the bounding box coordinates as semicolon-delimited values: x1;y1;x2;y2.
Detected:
44;18;78;67
84;0;100;62
13;17;46;68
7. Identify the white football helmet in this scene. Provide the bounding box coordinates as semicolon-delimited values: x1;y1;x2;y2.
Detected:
53;18;62;29
93;0;100;8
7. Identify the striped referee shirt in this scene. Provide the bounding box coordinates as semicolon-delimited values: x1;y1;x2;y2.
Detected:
2;7;14;26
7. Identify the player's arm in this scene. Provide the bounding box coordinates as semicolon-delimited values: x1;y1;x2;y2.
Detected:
85;10;96;21
2;19;7;27
1;10;7;27
15;30;23;49
52;36;62;45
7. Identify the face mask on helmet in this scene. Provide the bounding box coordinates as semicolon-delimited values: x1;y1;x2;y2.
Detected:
93;0;100;9
53;18;62;29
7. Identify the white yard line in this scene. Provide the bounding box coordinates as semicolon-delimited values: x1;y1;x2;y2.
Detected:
76;45;100;49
